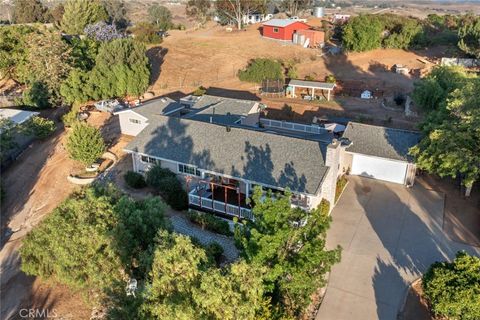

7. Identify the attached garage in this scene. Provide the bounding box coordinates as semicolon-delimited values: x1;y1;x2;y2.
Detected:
350;153;407;184
342;122;422;186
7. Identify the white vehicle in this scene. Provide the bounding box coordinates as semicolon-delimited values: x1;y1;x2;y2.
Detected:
290;16;308;23
94;99;124;113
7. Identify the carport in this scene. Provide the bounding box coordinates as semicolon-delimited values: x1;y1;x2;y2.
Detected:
286;79;335;101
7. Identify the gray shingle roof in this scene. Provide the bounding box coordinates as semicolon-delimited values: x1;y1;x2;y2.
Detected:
342;122;422;162
288;79;335;90
125;115;329;194
125;97;183;118
184;95;258;125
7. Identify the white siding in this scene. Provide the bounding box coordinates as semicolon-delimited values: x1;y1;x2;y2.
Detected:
118;111;148;136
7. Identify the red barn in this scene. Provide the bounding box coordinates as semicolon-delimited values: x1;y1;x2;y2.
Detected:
262;19;310;41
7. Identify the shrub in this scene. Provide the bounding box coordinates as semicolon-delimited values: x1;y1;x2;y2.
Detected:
394;93;406;106
24;116;56;139
325;74;336;83
22;81;50;108
146;165;187;210
193;86;207;96
187;210;232;236
66;122;105;166
205;242;224;265
422;251;480;320
335;176;348;203
129;22;162;44
62;103;81;127
124;171;146;189
319;198;330;215
238;58;283;83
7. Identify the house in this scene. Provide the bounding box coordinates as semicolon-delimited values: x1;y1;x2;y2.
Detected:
117;94;421;219
242;12;273;25
262;19;310;41
361;90;372;99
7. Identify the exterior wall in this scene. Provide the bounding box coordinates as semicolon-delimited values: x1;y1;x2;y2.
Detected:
262;22;310;40
118;111;148;136
321;140;342;208
339;150;353;175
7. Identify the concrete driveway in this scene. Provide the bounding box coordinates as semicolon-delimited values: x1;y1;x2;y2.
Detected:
316;176;479;320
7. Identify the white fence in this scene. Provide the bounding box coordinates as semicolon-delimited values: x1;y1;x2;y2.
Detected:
260;119;327;135
188;193;253;220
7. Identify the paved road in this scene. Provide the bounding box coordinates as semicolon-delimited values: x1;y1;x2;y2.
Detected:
316;176;479;320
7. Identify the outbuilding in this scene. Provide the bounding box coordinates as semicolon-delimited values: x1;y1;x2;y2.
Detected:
262;19;310;41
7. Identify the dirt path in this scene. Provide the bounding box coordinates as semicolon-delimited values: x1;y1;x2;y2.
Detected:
0;112;113;320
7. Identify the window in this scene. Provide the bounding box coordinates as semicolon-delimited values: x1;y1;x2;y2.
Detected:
178;164;201;176
141;155;159;164
129;118;141;124
273;27;279;33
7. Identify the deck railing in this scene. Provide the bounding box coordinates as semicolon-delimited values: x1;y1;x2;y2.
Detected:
188;193;253;220
260;118;327;134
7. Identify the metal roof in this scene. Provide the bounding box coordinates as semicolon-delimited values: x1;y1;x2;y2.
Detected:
262;19;306;28
0;109;38;125
124;115;329;195
342;122;422;162
288;79;335;90
117;97;183;118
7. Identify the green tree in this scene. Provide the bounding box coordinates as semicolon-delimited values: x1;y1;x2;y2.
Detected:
237;188;341;317
61;0;108;35
12;0;47;23
60;69;92;104
148;4;173;30
141;231;208;319
215;0;264;30
17;30;72;105
66;122;105;166
102;0;129;30
410;66;480;194
238;58;283;83
87;38;150;99
186;0;211;26
23;116;56;139
342;14;383;52
0;119;17;162
68;37;100;71
22;81;50;108
129;22;163;44
458;16;480;58
20;187;123;293
422;251;480;320
113;196;170;274
0;25;34;81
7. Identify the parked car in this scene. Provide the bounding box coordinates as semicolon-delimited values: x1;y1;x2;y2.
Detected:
94;99;124;113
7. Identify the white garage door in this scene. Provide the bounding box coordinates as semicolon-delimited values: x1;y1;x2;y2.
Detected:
351;153;407;184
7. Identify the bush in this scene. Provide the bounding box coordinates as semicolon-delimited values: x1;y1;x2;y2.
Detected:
22;81;50;108
146;165;187;210
62;103;81;127
129;22;162;44
422;251;480;320
318;198;330;215
187;210;232;236
24;116;56;139
124;171;146;189
238;58;283;83
205;242;224;265
66;122;105;166
193;86;207;96
335;176;348;203
145;165;176;188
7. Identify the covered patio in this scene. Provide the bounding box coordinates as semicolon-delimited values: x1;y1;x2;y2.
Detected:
286;79;336;101
187;178;253;220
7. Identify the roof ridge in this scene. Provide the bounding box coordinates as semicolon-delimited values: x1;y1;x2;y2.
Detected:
348;121;420;134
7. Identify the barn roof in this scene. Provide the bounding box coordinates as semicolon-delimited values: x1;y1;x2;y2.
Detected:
262;19;308;28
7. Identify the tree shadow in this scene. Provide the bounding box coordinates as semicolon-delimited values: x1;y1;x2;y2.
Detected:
146;46;168;86
350;178;479;319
